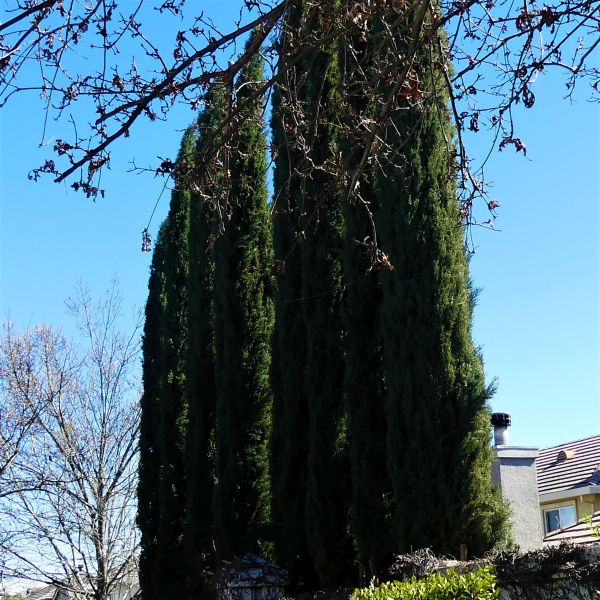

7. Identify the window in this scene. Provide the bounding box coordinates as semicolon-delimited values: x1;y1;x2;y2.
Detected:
544;504;577;534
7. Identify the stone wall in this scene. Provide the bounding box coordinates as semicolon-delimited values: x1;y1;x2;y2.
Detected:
494;544;599;600
389;544;600;599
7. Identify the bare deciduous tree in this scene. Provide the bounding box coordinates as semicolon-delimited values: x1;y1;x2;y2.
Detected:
0;283;141;600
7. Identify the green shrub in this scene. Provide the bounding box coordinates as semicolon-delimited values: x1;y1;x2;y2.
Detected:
351;566;500;600
582;513;600;540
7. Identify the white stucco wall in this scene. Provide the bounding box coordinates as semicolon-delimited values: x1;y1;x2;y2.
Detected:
492;446;544;550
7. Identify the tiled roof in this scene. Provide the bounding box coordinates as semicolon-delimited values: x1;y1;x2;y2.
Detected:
544;510;600;546
25;585;57;600
24;583;137;600
536;433;600;496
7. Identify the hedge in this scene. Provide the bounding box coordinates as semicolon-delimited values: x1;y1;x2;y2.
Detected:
351;566;500;600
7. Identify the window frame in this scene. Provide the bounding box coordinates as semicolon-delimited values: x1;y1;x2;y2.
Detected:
543;502;578;534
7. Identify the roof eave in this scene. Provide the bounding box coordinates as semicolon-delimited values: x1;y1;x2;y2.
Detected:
539;485;600;503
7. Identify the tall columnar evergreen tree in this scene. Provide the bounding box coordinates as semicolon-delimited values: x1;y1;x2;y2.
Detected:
138;221;168;600
138;126;198;600
137;15;509;597
152;127;196;599
212;35;274;563
339;18;394;578
375;38;509;556
297;1;354;586
183;96;223;600
270;2;316;589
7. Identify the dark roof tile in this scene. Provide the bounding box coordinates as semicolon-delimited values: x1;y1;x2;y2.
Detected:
537;434;600;495
25;586;57;600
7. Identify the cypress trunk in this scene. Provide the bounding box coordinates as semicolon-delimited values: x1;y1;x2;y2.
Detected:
212;37;274;562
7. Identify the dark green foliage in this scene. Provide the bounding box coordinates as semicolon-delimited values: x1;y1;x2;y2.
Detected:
138;14;509;596
152;127;196;599
339;18;394;580
139;112;222;600
138;127;197;600
270;122;315;584
270;2;316;588
183;96;222;599
137;221;168;600
343;203;393;580
376;59;509;555
212;35;274;562
295;1;354;586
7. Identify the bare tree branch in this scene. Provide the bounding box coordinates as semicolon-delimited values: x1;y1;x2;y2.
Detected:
0;0;597;232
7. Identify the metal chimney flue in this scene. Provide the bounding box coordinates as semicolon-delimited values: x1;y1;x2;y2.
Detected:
491;412;511;446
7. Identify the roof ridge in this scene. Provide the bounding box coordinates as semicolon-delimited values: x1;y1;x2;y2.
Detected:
541;433;600;451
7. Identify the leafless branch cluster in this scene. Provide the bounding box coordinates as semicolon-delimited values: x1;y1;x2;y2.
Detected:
0;0;598;223
0;282;141;600
0;322;67;500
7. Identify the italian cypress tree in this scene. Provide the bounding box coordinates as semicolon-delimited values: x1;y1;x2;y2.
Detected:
183;94;223;599
339;17;394;579
138;220;168;600
212;35;274;562
298;1;354;586
152;126;196;599
138;126;197;600
375;27;510;556
270;2;317;588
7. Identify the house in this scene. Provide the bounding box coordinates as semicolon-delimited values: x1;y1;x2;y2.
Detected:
24;586;69;600
491;413;600;549
537;433;600;546
23;577;138;600
22;562;139;600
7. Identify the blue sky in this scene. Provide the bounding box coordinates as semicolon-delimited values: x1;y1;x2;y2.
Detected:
0;4;598;450
466;72;599;448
